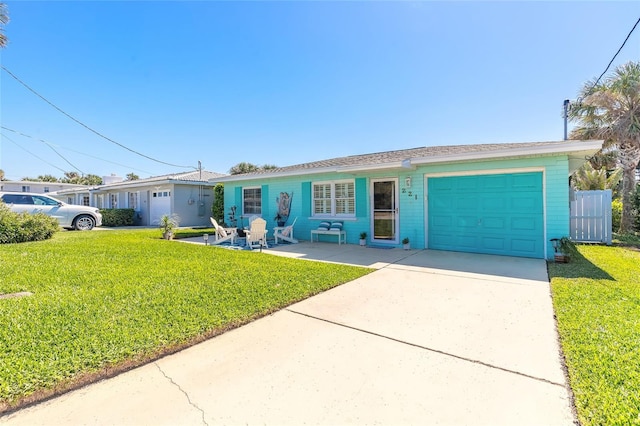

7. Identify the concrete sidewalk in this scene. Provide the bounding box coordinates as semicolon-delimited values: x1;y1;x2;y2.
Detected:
1;245;575;425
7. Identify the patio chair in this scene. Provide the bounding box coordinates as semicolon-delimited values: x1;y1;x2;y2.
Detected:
210;217;237;245
274;217;298;244
245;217;268;249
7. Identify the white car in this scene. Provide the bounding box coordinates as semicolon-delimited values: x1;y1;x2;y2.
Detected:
0;192;102;231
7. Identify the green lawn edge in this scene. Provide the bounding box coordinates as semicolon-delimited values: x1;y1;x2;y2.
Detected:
549;244;640;425
0;229;373;412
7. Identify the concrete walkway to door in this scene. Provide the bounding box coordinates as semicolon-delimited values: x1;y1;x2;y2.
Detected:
1;244;575;425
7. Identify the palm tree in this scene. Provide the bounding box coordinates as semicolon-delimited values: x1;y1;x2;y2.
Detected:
0;3;8;49
572;162;622;192
570;61;640;232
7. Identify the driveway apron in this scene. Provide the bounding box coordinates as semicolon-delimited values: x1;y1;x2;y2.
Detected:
1;246;575;425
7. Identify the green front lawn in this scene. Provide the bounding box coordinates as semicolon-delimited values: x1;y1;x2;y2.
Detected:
549;244;640;425
0;229;372;411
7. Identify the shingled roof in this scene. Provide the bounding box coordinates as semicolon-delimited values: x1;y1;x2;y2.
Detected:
215;140;602;181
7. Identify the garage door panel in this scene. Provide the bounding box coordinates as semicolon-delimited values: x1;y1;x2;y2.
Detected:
481;196;507;211
456;197;477;210
511;217;538;231
456;216;478;228
481;237;506;251
432;215;453;227
512;173;541;188
428;172;544;258
456;235;479;249
483;217;506;230
482;175;509;190
511;239;538;254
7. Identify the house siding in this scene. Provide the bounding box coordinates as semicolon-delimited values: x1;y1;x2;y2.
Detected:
223;154;573;259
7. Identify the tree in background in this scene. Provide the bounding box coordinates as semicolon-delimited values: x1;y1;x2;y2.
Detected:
125;173;139;181
572;162;622;192
570;61;640;232
0;169;5;181
59;172;102;185
21;174;59;182
0;3;8;49
229;162;278;175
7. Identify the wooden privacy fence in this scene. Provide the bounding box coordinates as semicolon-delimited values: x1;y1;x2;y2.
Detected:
570;190;612;245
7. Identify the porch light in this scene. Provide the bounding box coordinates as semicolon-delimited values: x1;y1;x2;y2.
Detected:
405;176;412;188
550;238;559;253
203;233;209;246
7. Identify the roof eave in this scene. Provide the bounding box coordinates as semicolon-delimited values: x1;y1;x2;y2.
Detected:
211;140;604;182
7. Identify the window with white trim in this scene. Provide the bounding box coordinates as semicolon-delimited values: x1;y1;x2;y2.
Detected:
243;187;261;215
21;186;30;192
312;180;355;217
82;195;90;206
109;193;118;209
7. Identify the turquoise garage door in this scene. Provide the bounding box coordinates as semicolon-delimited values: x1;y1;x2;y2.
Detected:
428;172;544;258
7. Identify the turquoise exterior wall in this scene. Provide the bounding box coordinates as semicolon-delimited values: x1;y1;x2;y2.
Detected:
222;154;571;259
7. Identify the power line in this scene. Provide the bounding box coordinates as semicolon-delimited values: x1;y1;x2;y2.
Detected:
2;126;84;175
1;126;153;175
1;65;197;170
563;16;640;139
590;16;640;94
1;132;68;175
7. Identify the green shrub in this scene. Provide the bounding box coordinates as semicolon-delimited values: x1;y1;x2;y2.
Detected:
612;198;623;232
212;183;224;224
633;184;640;232
0;204;58;244
99;208;135;227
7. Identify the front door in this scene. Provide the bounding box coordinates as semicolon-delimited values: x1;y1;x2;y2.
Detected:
371;179;399;244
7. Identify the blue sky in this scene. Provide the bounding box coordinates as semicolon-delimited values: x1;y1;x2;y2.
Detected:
1;1;639;181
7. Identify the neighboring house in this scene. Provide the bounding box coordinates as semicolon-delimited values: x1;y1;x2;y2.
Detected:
0;180;89;194
213;140;602;259
57;170;226;227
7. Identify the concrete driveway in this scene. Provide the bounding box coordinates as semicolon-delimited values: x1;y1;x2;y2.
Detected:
1;244;575;425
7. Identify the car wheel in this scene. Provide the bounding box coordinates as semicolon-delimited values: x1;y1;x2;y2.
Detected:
74;215;95;231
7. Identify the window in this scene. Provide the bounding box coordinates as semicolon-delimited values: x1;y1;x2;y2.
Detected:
44;187;50;193
312;180;355;217
109;194;118;209
243;187;262;215
82;195;90;206
21;186;30;192
128;192;139;210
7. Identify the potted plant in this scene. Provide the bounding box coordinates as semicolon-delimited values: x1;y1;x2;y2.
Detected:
359;232;367;246
402;237;410;250
274;213;286;227
551;236;573;263
159;214;179;240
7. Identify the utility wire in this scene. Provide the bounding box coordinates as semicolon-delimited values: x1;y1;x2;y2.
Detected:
1;126;153;175
1;132;68;174
2;126;85;175
588;16;640;95
1;65;196;170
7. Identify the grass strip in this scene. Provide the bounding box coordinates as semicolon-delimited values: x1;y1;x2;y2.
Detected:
549;245;640;425
0;229;372;410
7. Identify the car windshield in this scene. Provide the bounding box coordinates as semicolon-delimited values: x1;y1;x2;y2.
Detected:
32;196;61;206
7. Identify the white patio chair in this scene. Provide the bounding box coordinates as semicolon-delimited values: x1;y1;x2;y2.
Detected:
245;217;268;249
210;217;237;245
274;217;298;244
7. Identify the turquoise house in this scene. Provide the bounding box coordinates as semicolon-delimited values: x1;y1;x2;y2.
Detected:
212;140;602;259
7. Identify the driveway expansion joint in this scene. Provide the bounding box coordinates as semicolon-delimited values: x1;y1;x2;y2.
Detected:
154;363;209;426
286;308;565;388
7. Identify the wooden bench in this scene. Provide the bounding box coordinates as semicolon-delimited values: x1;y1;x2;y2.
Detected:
310;229;347;245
